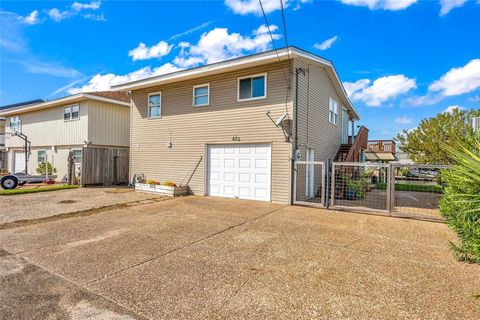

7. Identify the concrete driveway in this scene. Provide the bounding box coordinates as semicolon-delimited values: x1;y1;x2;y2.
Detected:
1;196;479;319
0;186;164;226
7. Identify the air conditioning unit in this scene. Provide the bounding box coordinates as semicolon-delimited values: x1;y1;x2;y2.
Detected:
472;117;480;132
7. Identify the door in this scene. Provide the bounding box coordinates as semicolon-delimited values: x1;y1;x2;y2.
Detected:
306;148;315;199
208;144;271;201
14;152;25;173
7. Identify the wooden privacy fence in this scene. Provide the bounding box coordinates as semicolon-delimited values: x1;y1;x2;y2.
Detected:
81;146;129;186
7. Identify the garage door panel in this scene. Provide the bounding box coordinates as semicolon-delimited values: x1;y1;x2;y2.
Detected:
208;144;271;202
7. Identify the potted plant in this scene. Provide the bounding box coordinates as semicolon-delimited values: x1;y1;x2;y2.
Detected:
135;178;188;197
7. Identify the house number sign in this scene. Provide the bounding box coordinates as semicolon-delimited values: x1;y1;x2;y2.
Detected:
232;136;241;141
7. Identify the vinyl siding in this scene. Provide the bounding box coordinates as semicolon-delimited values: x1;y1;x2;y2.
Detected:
5;102;89;148
130;61;293;204
293;58;345;162
8;146;79;179
292;58;347;200
87;100;130;147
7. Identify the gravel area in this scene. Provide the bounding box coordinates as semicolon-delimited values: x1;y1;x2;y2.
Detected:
1;196;479;319
0;186;163;225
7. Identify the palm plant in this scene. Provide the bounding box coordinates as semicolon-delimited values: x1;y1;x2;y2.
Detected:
440;132;480;263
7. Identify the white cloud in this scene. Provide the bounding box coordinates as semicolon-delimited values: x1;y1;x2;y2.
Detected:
443;105;466;113
439;0;467;16
71;1;101;11
344;75;417;106
19;10;40;25
168;21;212;41
394;116;413;124
48;8;70;22
68;63;181;93
339;0;418;10
343;79;370;97
429;59;480;97
22;60;82;78
82;13;106;21
314;36;338;51
128;41;173;61
407;59;480;106
225;0;285;15
48;1;103;23
71;24;281;93
174;24;281;68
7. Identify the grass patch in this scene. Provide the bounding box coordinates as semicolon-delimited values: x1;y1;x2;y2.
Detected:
0;184;79;196
376;183;443;193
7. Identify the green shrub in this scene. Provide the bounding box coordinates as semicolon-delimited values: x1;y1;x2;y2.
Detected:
440;132;480;263
36;162;57;175
0;184;78;196
376;183;443;193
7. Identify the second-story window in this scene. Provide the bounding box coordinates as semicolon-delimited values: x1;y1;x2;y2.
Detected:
329;98;338;125
10;116;21;134
238;73;267;101
64;105;79;121
148;92;161;118
193;84;209;107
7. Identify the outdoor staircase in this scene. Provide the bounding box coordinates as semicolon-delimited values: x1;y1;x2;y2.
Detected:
334;126;369;163
335;144;352;162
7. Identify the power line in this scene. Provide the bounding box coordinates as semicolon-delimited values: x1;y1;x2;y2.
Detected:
258;0;290;89
280;0;289;54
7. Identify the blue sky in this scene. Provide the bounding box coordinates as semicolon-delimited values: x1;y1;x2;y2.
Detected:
1;0;479;139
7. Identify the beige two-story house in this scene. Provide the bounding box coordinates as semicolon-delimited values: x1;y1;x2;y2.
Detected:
114;47;362;204
0;92;130;180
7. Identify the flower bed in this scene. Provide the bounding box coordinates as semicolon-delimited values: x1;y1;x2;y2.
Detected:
135;183;189;197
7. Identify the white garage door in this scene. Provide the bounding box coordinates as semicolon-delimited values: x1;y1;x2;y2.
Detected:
208;144;271;202
15;152;26;173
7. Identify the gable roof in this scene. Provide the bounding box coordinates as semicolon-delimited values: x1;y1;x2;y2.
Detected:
112;46;359;120
0;99;44;111
0;91;130;116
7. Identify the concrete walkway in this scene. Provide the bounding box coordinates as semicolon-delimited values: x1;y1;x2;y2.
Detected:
1;196;479;319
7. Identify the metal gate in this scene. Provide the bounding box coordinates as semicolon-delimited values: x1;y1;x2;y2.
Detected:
293;161;326;207
391;164;448;221
330;162;391;214
293;161;448;222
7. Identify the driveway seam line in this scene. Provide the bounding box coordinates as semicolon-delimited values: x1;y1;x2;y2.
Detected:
1;248;153;320
0;196;169;230
84;205;288;286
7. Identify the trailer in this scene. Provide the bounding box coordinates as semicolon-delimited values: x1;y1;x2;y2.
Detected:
0;173;56;190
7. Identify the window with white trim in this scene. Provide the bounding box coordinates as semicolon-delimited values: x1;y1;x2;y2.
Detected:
64;105;79;121
148;92;161;118
193;84;209;107
329;98;338;125
38;150;47;163
9;116;21;133
238;74;266;101
72;150;82;164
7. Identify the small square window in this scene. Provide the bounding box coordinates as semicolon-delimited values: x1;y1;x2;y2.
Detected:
238;74;266;101
64;105;79;121
38;150;47;163
193;84;209;107
148;93;161;118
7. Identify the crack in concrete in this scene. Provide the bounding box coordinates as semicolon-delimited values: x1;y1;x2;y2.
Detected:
84;206;288;286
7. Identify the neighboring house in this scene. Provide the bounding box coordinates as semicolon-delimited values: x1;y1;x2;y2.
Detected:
113;46;362;204
0;100;45;170
472;116;480;132
365;139;397;163
0;92;130;181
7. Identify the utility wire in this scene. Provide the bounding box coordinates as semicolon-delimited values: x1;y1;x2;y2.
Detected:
258;0;291;89
280;0;290;61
